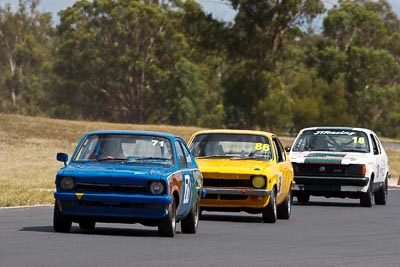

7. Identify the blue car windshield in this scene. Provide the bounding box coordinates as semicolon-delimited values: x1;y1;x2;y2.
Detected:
73;134;174;165
291;129;370;153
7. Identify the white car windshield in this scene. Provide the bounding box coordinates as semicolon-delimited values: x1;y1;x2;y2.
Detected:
74;134;174;165
291;129;370;153
190;133;273;160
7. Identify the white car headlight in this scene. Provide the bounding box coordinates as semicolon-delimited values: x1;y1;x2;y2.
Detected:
149;181;165;195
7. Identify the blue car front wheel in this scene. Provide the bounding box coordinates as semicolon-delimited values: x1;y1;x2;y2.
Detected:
53;201;72;233
158;198;176;237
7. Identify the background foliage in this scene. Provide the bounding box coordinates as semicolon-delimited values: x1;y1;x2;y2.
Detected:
1;0;400;137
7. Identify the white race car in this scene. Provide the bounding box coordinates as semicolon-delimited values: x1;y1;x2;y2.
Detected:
287;127;390;207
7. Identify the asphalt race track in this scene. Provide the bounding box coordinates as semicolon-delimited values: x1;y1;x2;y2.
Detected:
1;189;400;267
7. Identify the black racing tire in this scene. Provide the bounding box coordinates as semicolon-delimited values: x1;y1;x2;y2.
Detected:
360;181;373;207
53;201;72;233
199;208;204;218
158;198;176;237
181;197;200;234
374;177;388;205
79;220;96;231
262;188;277;223
277;188;292;220
297;194;310;204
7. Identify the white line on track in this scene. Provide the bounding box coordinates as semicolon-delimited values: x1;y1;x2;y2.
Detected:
0;204;52;210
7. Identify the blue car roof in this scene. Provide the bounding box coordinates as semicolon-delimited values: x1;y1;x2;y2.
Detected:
83;130;179;139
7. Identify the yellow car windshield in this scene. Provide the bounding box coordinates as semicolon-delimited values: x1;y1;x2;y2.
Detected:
189;133;273;160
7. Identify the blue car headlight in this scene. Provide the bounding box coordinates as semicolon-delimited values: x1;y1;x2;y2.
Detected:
60;177;75;191
149;181;165;195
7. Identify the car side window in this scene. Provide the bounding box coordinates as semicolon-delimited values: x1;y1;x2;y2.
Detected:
370;134;380;155
175;140;187;168
374;135;384;153
180;142;193;168
272;137;285;163
372;134;382;154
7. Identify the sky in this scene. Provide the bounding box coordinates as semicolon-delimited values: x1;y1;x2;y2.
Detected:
0;0;399;24
200;0;400;23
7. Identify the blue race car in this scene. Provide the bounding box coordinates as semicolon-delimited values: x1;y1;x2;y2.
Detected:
53;130;204;237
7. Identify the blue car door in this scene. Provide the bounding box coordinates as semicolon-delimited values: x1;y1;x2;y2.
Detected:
174;139;194;218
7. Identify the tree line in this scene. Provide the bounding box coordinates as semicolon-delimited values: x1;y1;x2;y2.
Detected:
1;0;400;137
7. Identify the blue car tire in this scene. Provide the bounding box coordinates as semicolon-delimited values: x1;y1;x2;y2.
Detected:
181;197;200;234
53;201;72;233
158;198;176;237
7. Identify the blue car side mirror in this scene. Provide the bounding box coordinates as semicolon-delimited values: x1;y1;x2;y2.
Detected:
57;152;68;167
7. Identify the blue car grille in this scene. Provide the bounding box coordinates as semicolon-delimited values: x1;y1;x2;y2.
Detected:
75;183;148;194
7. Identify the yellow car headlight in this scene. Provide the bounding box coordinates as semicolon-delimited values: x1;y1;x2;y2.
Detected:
251;175;266;189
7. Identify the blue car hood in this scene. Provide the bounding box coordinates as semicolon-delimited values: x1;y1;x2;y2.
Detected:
57;163;175;184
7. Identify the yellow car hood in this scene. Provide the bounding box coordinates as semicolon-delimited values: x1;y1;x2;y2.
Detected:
195;158;273;174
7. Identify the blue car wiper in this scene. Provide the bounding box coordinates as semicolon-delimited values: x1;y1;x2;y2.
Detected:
96;157;127;161
135;157;168;160
127;157;171;162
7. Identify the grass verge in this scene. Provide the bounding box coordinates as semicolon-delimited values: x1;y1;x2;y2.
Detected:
0;114;203;207
0;113;398;207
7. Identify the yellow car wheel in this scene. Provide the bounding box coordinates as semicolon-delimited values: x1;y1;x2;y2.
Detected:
262;188;277;223
277;189;292;220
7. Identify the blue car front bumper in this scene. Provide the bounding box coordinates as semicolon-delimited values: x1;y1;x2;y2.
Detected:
54;192;172;219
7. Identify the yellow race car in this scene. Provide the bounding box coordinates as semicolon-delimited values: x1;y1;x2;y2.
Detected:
188;129;294;223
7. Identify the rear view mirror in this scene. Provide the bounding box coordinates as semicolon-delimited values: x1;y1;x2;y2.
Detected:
57;152;68;167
